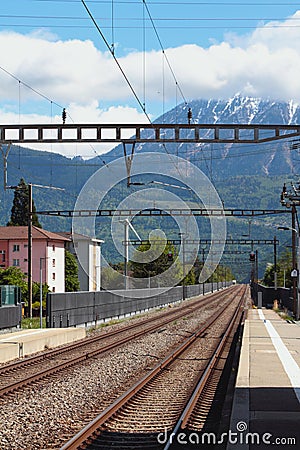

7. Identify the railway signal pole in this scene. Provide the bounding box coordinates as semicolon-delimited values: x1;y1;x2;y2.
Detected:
280;182;300;318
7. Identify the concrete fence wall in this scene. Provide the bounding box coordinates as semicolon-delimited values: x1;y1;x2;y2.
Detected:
46;281;232;328
0;304;22;330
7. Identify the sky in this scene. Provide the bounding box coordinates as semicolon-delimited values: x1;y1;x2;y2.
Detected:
1;0;300;157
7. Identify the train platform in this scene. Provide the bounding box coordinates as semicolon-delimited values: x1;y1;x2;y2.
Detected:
228;308;300;449
0;327;86;363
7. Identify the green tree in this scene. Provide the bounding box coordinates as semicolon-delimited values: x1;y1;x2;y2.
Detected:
65;250;80;292
263;249;292;288
101;264;125;290
207;264;235;283
263;263;277;287
0;266;28;301
130;238;183;287
7;178;42;227
32;282;49;312
277;249;292;288
181;267;196;286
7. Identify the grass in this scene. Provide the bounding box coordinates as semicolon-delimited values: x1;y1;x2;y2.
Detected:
21;317;46;329
100;318;124;328
275;309;295;322
278;312;295;322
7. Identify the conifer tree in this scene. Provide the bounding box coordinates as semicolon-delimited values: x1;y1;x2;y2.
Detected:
7;178;42;228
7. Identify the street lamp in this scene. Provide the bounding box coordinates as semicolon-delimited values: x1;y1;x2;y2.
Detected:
39;257;47;329
178;232;187;301
277;226;300;320
121;219;141;290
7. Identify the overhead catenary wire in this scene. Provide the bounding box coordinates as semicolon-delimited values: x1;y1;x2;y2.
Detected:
80;0;189;117
6;23;300;30
0;64;113;174
5;14;300;22
141;0;187;107
31;1;300;6
0;65;63;110
81;0;151;121
140;0;193;178
80;0;190;182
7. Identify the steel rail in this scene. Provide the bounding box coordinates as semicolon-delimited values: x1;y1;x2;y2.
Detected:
0;286;229;374
60;285;245;450
163;286;247;450
0;287;235;396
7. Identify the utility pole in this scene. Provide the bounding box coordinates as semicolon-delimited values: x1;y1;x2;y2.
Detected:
280;183;299;317
278;222;299;319
273;235;277;291
3;176;33;318
292;205;297;317
202;248;205;296
124;220;129;289
182;235;186;301
39;257;44;328
178;232;186;301
122;218;141;290
255;249;258;282
28;183;33;319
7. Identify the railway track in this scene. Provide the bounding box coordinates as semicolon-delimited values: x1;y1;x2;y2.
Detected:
60;284;247;450
0;286;237;397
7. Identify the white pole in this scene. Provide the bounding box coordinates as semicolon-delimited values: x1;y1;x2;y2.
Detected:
123;218;141;290
124;221;129;290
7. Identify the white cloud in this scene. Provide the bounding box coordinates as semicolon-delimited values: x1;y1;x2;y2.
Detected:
1;12;300;156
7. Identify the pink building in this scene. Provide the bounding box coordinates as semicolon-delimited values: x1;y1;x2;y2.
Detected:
0;226;70;293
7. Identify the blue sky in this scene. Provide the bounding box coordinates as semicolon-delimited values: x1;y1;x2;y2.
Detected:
2;1;299;50
1;1;300;156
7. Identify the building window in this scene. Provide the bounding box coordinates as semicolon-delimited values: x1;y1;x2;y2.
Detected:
13;259;20;266
24;258;28;262
24;244;28;248
52;273;56;281
52;259;56;267
13;244;20;252
52;244;55;252
0;250;5;263
52;286;55;292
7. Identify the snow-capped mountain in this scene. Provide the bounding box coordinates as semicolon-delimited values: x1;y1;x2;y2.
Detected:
104;94;300;177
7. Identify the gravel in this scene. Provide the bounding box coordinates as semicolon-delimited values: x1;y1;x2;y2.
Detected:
0;292;236;449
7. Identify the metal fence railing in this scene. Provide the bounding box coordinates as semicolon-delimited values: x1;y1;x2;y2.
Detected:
46;281;233;328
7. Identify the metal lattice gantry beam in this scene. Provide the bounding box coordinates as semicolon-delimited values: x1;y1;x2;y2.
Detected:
1;123;300;144
125;239;279;246
35;208;291;217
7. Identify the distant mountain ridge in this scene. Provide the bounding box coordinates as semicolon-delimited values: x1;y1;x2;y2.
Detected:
0;94;298;229
103;94;300;177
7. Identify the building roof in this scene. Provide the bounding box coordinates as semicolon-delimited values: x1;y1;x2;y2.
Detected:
0;226;71;241
56;232;104;243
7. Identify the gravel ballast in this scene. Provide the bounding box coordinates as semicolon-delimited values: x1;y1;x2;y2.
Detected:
0;293;235;449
